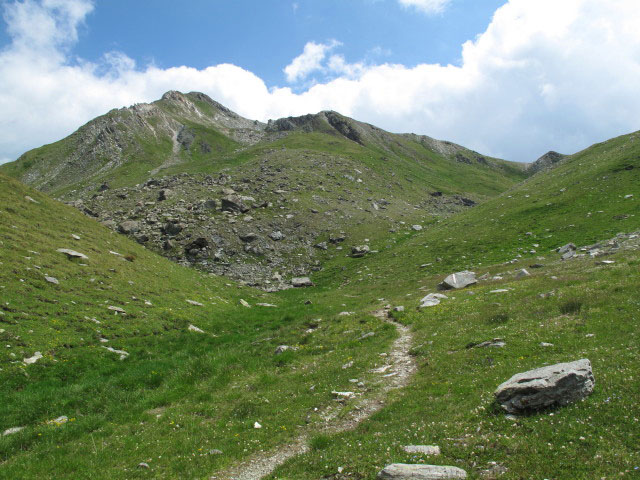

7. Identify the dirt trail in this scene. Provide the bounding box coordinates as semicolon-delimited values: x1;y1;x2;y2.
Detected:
211;308;416;480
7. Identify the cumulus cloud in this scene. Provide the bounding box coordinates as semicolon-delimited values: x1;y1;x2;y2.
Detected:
397;0;452;14
283;40;341;83
0;0;640;165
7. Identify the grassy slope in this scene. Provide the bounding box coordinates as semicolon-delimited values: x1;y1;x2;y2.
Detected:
0;174;401;479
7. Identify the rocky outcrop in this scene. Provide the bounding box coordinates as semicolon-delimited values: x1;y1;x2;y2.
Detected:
494;359;595;413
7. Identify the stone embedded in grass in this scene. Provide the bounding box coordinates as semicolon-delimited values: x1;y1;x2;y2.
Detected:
557;243;576;254
332;391;355;400
186;299;204;306
412;225;423;231
107;305;126;314
274;345;298;355
494;359;595;414
394;306;405;312
25;195;39;204
402;445;441;456
269;230;285;241
439;271;476;290
102;346;129;360
516;268;531;278
188;324;205;333
377;464;467;479
44;276;59;285
138;462;150;469
490;289;509;293
253;421;262;429
466;339;505;349
47;416;69;426
23;351;43;364
256;303;277;307
57;248;88;260
240;299;251;307
2;426;25;436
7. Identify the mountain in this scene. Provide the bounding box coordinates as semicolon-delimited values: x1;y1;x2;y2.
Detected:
527;150;565;174
1;91;528;288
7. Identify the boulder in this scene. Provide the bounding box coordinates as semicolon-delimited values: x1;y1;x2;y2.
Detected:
292;277;313;287
157;189;172;201
439;271;476;290
239;233;258;242
494;359;595;414
221;195;249;213
378;464;467;479
203;199;217;210
118;220;140;234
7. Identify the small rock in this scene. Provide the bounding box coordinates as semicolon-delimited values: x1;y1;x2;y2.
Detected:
412;225;423;231
540;342;554;347
359;332;375;340
516;269;530;278
138;462;150;469
393;306;405;312
256;303;277;307
57;248;88;260
23;352;43;364
419;293;447;308
351;245;370;258
332;391;355;400
25;195;39;203
274;345;297;354
240;299;251;308
253;421;262;429
107;306;126;314
402;445;441;456
269;231;285;241
188;325;204;333
186;299;204;306
2;427;25;436
467;339;505;349
102;346;129;360
47;416;69;426
118;220;140;234
45;276;59;285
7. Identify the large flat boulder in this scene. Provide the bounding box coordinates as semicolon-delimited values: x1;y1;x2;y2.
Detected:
495;359;595;414
378;464;467;479
439;271;476;290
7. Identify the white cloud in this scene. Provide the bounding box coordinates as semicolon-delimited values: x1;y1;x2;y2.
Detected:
1;0;640;165
397;0;452;14
283;40;341;83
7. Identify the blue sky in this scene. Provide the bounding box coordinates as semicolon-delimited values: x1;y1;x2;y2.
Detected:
0;0;639;164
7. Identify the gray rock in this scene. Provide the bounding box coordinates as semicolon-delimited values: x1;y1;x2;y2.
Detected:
2;426;25;436
45;276;59;285
57;248;88;260
221;195;249;213
378;464;467;479
516;269;530;278
351;245;370;258
394;306;405;312
292;277;313;287
119;220;140;234
561;250;576;260
557;243;576;254
314;241;328;250
158;189;172;201
162;222;183;236
467;338;505;349
495;359;595;413
439;271;476;290
269;231;285;241
412;225;423;231
239;233;258;242
275;345;297;354
402;445;441;456
419;293;448;308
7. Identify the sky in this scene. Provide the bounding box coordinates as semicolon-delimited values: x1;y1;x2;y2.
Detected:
0;0;639;165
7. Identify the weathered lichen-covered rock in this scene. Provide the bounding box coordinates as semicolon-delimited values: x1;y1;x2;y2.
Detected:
439;271;476;290
494;359;595;413
291;277;313;287
378;464;467;479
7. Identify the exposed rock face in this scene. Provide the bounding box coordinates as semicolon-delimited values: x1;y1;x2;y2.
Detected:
494;359;595;414
378;464;467;479
528;151;565;174
439;271;477;290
